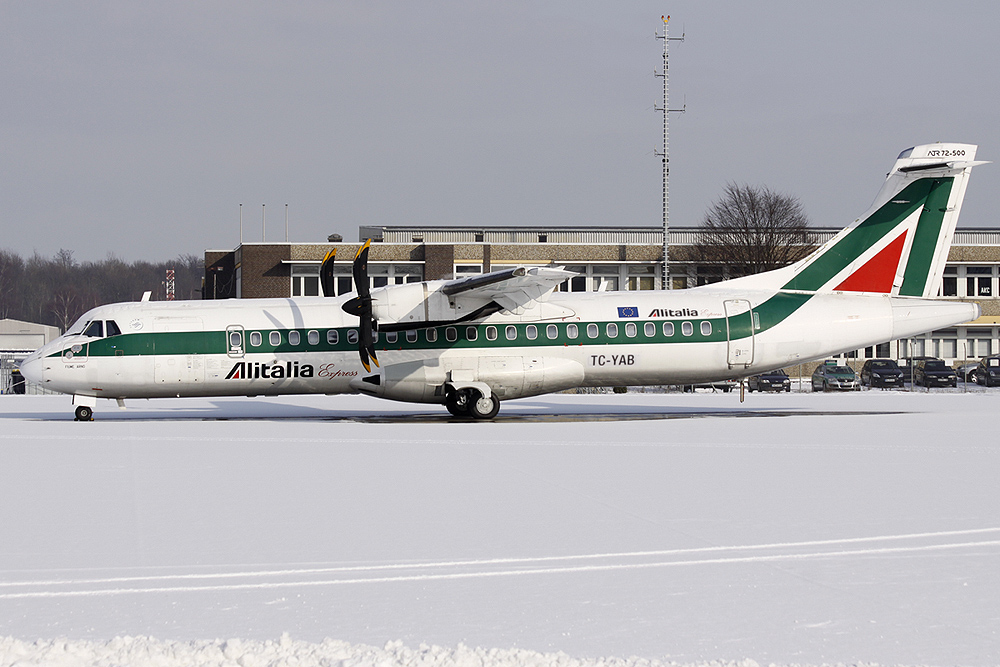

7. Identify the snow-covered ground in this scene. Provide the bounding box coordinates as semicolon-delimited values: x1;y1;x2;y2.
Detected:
1;389;998;667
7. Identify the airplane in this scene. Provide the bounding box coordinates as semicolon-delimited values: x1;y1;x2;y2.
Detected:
20;143;986;421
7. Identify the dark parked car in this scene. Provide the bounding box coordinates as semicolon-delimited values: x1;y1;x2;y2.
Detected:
860;359;904;388
972;355;1000;387
898;356;937;384
913;359;958;387
747;369;791;392
811;363;859;391
955;362;979;382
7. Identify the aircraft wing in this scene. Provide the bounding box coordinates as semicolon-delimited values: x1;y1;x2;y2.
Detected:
372;266;579;329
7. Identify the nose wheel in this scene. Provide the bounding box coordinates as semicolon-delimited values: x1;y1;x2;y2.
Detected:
74;405;93;421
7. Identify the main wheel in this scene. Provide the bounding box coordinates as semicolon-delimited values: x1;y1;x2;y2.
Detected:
468;392;500;420
445;390;470;417
74;405;93;421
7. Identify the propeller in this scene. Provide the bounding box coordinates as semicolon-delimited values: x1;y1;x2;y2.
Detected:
341;239;379;373
319;248;336;297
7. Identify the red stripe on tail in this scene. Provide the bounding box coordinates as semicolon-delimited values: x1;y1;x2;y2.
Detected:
834;231;908;293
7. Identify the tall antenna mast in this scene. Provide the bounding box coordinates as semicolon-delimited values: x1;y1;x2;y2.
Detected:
655;15;684;289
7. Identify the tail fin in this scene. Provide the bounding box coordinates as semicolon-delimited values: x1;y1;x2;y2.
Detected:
735;143;986;297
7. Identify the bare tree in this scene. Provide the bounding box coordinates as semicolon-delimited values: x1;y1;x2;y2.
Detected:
694;183;815;278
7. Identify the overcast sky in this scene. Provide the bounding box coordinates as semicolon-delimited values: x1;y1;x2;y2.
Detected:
4;1;999;262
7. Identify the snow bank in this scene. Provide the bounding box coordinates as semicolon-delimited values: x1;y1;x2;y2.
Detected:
0;635;783;667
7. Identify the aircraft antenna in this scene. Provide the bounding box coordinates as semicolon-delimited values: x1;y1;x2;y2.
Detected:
655;15;684;289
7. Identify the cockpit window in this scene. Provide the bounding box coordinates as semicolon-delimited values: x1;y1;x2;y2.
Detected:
83;321;104;338
67;319;89;336
106;320;122;337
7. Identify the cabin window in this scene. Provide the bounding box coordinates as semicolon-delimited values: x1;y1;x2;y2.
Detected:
250;331;262;346
446;327;458;342
347;329;358;345
426;328;438;343
644;322;655;337
587;323;599;338
406;330;417;343
327;329;339;345
288;330;300;346
526;325;537;340
606;323;618;338
663;322;674;337
681;321;693;336
269;331;281;346
465;327;478;342
505;325;517;341
486;326;498;341
386;331;398;344
546;324;558;340
625;322;637;338
229;331;243;348
307;330;320;345
106;320;122;337
83;321;104;338
372;331;379;343
700;321;712;336
567;323;578;339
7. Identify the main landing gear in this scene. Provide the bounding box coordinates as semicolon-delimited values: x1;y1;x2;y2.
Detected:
74;405;93;421
446;388;500;420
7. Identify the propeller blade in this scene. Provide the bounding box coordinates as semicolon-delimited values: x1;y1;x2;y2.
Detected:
319;248;337;297
341;239;379;371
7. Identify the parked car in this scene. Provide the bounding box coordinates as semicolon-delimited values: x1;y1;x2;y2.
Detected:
811;363;859;391
972;355;1000;387
913;359;958;387
898;356;937;384
859;359;904;388
955;362;979;382
747;369;791;392
681;380;738;393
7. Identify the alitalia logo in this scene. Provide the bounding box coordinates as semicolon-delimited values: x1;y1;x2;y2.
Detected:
226;361;314;380
648;308;699;317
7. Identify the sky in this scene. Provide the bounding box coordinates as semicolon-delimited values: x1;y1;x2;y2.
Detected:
3;1;1000;262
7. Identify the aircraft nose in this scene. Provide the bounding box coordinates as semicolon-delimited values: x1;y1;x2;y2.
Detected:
19;350;44;385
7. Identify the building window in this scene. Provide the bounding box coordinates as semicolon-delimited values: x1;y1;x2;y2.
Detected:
627;266;656;291
291;265;321;297
967;266;993;297
942;266;958;297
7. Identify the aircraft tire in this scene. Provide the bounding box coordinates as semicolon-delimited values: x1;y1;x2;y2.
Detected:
469;392;500;420
75;405;93;421
446;390;471;417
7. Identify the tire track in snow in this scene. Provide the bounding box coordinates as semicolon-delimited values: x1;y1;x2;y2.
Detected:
1;529;998;600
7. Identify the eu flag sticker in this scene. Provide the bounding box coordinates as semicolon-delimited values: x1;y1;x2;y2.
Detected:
617;306;639;318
